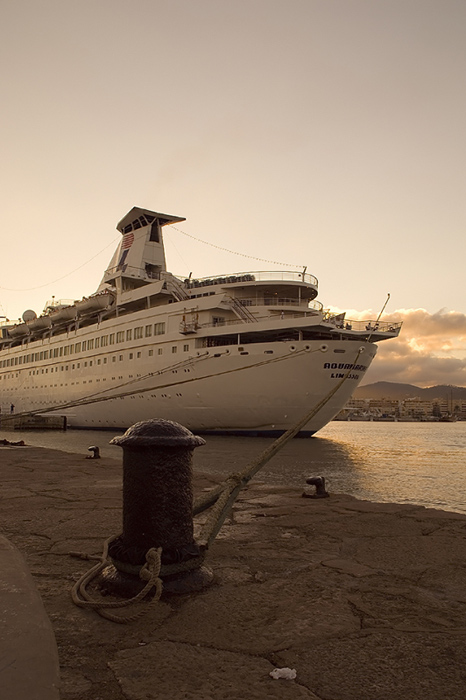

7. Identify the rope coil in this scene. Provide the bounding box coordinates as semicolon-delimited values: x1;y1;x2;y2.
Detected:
71;538;163;624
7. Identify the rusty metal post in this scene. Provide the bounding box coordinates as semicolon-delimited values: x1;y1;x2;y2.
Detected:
99;419;212;596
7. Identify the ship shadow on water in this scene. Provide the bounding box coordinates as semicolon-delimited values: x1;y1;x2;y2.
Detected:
192;434;364;496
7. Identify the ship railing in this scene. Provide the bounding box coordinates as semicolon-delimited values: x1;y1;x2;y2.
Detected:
195;308;324;331
326;317;402;333
184;270;318;288
102;267;318;289
230;297;322;311
257;298;323;311
104;265;161;281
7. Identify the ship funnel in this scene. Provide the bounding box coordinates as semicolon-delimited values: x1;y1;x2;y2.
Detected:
98;207;185;295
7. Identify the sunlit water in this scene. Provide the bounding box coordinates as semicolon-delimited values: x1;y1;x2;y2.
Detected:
2;421;465;514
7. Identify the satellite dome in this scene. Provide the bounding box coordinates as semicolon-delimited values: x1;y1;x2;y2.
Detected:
22;309;37;322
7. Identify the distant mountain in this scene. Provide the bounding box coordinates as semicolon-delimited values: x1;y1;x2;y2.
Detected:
353;382;466;400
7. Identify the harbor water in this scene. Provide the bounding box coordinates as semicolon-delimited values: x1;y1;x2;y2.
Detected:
2;421;465;514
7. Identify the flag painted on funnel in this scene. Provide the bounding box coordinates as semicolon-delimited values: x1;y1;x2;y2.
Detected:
122;232;134;249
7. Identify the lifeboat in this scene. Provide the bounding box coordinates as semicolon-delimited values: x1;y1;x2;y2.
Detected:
49;305;78;324
75;292;114;316
7;323;30;338
26;315;52;332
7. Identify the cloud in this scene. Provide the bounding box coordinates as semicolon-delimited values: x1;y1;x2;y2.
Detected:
330;307;466;387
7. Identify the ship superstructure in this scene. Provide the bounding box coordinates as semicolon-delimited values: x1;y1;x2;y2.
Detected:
0;207;401;435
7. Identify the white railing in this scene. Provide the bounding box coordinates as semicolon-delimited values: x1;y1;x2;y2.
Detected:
326;317;402;333
185;270;318;288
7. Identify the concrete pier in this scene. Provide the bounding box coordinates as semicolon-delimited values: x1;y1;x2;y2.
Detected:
1;444;466;699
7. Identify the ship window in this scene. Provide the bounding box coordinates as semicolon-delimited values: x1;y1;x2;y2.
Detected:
109;333;115;345
134;326;143;339
126;329;132;341
95;338;100;349
82;341;87;351
75;343;81;353
145;325;152;337
44;351;49;359
59;347;63;356
101;335;108;347
154;322;165;335
116;331;124;343
88;339;94;350
40;352;44;360
64;347;69;356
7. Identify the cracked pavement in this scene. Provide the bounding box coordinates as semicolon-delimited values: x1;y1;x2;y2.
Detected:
2;444;466;699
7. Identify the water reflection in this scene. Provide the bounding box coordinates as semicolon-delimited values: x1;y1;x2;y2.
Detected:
1;421;465;514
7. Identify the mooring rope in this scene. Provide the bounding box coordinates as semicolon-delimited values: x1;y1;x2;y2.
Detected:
71;536;163;624
71;346;365;622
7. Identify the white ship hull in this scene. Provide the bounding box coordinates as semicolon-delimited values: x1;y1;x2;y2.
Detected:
0;206;400;436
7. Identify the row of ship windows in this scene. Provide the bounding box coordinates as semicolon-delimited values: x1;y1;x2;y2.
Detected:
6;371;193;391
0;343;191;377
0;323;167;368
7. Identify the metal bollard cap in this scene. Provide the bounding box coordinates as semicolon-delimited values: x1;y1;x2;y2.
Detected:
109;419;206;449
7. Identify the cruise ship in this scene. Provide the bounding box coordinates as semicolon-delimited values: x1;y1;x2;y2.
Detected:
0;207;401;436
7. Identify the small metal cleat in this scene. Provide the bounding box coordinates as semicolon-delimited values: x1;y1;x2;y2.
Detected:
302;476;329;499
86;446;101;459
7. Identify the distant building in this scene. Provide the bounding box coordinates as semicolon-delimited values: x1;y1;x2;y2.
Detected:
336;396;466;420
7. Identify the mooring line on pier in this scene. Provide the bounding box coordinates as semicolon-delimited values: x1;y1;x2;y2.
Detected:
71;346;366;623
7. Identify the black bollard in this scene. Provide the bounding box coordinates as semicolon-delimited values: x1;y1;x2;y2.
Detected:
86;446;101;459
302;476;329;499
99;419;212;597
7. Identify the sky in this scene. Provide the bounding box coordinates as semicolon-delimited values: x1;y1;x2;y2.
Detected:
1;0;465;387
